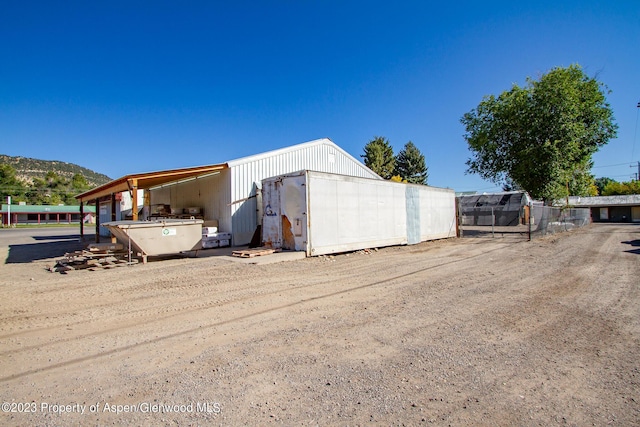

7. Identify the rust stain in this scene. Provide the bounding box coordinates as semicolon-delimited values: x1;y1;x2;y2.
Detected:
282;215;295;250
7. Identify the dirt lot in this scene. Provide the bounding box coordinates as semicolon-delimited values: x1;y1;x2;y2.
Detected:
1;223;639;426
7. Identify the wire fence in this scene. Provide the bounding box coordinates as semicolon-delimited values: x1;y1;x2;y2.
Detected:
458;204;591;240
530;205;591;238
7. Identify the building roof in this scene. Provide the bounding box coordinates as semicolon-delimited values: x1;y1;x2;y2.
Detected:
226;138;379;178
75;164;228;202
457;191;531;210
1;204;96;213
76;138;378;203
568;194;640;207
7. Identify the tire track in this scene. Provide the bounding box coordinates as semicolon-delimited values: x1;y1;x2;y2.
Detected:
0;242;513;382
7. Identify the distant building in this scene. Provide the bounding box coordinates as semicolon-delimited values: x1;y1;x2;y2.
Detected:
1;204;96;226
568;195;640;222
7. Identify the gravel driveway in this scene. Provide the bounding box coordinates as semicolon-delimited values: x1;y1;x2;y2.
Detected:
1;223;639;426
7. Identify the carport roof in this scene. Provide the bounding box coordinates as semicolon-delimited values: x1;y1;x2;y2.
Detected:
568;194;640;207
75;163;228;203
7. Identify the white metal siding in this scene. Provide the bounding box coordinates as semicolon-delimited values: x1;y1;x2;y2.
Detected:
230;140;379;245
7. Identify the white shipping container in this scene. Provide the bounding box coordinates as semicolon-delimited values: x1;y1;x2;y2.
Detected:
262;170;456;256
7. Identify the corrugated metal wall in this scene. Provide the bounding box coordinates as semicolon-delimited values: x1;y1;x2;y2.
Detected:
229;141;379;245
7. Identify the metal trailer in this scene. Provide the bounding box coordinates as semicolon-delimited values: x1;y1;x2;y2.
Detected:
102;219;204;263
262;170;457;256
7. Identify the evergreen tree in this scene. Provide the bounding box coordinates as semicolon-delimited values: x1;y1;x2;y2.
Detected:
362;136;396;179
394;141;428;185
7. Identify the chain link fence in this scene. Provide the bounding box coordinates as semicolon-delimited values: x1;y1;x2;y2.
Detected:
530;205;591;238
458;204;591;240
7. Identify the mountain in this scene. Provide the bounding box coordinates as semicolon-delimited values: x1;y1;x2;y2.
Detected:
0;154;112;187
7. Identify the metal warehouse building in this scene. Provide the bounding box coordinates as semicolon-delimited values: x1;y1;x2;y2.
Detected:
77;138;381;245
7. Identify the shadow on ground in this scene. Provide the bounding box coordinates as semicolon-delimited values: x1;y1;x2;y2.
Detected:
622;239;640;255
7;234;85;263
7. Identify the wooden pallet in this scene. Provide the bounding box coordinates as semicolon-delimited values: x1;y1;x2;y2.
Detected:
50;248;137;273
231;247;280;258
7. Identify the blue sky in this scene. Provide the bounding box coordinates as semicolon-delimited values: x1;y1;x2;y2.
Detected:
1;1;639;192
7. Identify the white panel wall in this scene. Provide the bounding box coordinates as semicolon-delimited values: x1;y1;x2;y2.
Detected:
306;172;407;255
263;170;457;256
419;186;457;240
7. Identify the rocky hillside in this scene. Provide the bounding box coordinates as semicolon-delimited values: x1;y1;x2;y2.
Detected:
0;154;112;187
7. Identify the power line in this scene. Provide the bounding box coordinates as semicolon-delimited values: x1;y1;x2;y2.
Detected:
592;162;636;169
599;173;639;179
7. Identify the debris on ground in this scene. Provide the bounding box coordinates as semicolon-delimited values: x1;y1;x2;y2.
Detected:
232;247;282;258
50;243;138;273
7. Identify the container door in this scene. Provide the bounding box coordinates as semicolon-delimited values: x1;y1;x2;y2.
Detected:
262;179;282;248
280;175;307;251
632;206;640;223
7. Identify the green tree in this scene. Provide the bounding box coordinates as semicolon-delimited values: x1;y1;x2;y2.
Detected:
502;177;522;192
595;177;616;195
71;173;90;191
362;136;396;179
461;64;617;203
0;164;26;202
602;180;640;196
394;141;428;185
567;159;598;198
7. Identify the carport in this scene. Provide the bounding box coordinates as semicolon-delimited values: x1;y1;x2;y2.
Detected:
75;164;227;242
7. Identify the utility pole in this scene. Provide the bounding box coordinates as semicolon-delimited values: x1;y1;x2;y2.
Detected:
632;161;640;181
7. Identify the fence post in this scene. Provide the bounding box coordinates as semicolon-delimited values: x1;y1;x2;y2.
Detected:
455;197;461;238
528;202;532;241
491;207;495;238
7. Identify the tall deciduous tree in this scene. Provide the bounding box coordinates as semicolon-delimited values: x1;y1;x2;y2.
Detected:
461;64;617;203
394;141;428;185
362;136;395;179
602;180;640;196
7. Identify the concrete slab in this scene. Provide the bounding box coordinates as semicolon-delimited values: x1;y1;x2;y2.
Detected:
194;246;306;265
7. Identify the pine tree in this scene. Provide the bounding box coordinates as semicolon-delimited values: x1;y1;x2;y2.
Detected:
362;136;396;179
394;142;428;184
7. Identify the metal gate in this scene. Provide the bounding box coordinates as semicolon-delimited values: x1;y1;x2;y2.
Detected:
458;203;591;240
